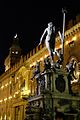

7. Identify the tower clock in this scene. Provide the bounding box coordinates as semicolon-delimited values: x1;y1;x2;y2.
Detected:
9;34;22;67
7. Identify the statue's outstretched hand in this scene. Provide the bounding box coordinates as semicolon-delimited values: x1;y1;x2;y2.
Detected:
38;41;41;46
38;43;40;46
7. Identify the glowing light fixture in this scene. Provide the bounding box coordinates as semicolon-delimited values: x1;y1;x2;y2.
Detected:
72;35;77;41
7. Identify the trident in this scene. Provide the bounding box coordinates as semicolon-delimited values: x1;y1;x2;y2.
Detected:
58;8;67;60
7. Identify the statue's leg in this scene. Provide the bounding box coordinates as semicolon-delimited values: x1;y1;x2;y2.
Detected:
49;49;54;66
46;42;54;66
49;43;54;63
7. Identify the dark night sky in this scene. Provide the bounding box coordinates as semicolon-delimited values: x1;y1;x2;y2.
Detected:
0;0;80;74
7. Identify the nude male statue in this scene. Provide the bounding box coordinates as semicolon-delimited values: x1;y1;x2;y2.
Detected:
39;22;56;66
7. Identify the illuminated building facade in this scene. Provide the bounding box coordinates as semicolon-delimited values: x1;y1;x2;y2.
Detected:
0;15;80;120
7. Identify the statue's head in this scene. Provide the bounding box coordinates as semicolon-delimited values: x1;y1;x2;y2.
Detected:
48;22;53;27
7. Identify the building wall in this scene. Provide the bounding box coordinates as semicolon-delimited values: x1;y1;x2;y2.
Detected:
0;21;80;120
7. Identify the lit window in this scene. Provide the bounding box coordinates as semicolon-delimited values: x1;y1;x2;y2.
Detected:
15;51;18;54
72;35;77;41
12;51;14;54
